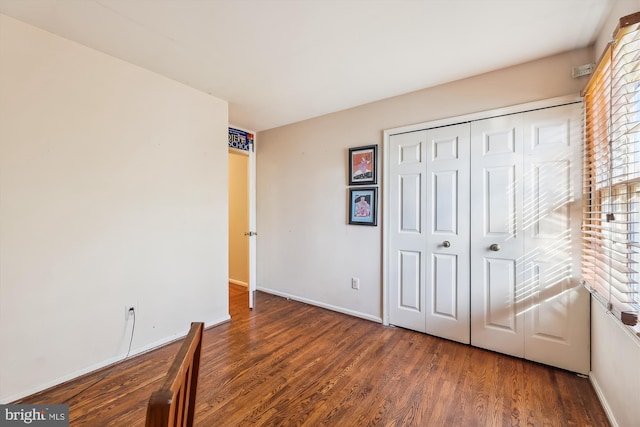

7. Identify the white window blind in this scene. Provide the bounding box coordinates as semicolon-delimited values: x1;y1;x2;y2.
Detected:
582;12;640;332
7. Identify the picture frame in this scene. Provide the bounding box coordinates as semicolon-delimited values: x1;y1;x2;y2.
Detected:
348;187;377;226
349;145;377;185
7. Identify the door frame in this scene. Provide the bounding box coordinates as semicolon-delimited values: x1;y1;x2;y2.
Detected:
381;95;581;326
229;124;257;309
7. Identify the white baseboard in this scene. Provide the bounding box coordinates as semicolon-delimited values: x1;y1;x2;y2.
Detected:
589;371;618;427
257;286;382;323
2;314;230;404
229;279;248;287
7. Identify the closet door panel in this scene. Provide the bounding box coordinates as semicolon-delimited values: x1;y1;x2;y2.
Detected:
389;131;428;332
388;124;471;343
424;124;470;344
522;104;589;375
484;166;516;235
470;114;525;357
484;257;517;331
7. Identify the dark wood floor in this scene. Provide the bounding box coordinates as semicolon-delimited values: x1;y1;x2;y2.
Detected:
17;284;610;426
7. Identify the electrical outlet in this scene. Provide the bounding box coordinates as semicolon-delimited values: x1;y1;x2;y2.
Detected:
351;277;360;290
125;304;138;320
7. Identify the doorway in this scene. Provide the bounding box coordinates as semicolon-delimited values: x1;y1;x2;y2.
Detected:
229;149;249;289
228;126;257;309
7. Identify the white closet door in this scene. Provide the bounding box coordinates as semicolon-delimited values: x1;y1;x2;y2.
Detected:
521;104;589;374
389;124;471;344
470;114;526;357
387;101;589;373
423;124;470;343
389;130;428;332
469;104;589;373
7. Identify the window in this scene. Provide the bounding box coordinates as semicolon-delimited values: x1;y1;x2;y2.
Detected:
582;12;640;334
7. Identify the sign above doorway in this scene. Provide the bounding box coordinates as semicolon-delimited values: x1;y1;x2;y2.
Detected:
229;127;254;152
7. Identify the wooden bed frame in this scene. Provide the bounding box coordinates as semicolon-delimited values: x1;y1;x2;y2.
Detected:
145;322;204;427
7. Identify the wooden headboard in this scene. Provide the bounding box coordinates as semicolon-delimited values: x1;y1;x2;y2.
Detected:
145;322;204;427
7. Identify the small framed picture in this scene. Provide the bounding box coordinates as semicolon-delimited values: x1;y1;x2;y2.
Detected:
349;187;377;226
349;145;377;185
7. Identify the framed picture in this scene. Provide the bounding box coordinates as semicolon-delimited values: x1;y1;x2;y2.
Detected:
349;187;377;226
349;145;377;185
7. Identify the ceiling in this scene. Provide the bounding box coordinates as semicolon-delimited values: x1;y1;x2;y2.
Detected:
0;0;618;131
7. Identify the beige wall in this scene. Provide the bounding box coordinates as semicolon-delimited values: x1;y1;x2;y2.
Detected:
229;151;250;285
257;47;593;320
0;14;229;402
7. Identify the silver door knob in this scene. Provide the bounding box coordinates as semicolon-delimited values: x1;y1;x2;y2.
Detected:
442;241;451;248
489;243;501;251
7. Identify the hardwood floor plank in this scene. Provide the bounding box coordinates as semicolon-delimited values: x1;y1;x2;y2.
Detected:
14;284;610;426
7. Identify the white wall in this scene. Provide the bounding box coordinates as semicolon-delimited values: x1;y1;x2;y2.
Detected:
257;47;593;321
591;301;640;427
0;15;230;402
